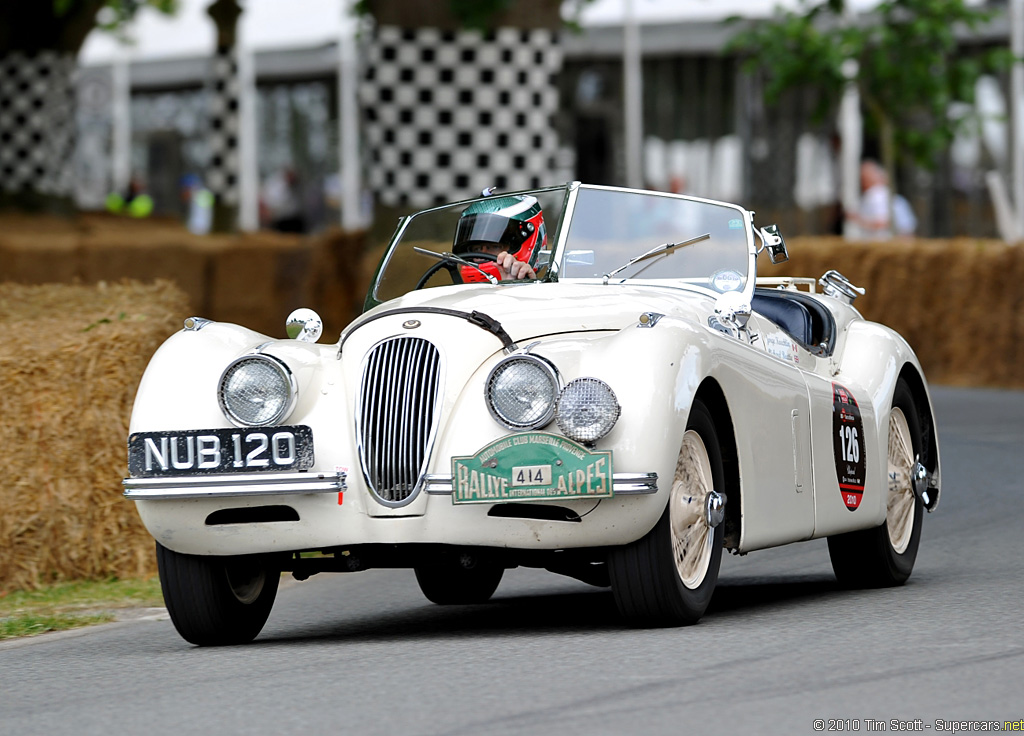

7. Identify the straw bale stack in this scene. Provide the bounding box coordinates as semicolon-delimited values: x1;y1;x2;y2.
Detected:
765;237;1024;388
1;232;1020;592
0;213;369;340
0;280;189;591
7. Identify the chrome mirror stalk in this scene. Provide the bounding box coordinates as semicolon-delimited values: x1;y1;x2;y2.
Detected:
758;224;789;264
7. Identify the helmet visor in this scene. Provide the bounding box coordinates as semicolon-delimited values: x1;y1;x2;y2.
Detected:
453;212;533;254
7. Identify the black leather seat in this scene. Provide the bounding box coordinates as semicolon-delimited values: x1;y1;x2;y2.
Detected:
752;288;836;357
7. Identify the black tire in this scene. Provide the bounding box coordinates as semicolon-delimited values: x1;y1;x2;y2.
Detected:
608;399;725;627
156;542;280;646
414;555;504;605
827;378;924;587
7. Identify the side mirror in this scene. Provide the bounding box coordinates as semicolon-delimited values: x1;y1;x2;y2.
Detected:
759;224;789;264
286;308;323;342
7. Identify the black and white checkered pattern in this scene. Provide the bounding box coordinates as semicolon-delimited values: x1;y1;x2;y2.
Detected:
0;51;76;196
361;25;563;208
205;46;240;206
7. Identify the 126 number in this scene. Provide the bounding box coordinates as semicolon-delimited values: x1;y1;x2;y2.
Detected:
838;425;860;463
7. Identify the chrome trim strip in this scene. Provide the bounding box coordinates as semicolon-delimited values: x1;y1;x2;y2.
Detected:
424;474;455;494
424;472;657;496
548;181;581;279
611;473;659;494
122;471;346;500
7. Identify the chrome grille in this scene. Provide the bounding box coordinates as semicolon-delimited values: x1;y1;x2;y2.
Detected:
358;337;441;506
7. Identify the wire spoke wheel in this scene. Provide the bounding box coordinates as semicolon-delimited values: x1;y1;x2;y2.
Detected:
827;378;926;588
887;407;916;554
671;430;715;589
608;398;724;626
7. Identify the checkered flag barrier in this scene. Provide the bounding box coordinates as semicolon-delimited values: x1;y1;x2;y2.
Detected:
361;25;563;208
206;46;240;207
0;51;76;196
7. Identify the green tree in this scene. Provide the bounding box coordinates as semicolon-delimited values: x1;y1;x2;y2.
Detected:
0;1;175;213
729;0;1008;204
354;0;594;31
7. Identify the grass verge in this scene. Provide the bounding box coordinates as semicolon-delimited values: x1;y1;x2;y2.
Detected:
0;577;164;640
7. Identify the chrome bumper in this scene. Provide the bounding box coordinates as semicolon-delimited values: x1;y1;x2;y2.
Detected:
123;471;347;501
423;472;658;496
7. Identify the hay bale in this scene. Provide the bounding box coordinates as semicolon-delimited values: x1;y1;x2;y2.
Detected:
0;212;368;344
1;233;1019;592
0;280;189;591
765;237;1024;389
313;228;375;335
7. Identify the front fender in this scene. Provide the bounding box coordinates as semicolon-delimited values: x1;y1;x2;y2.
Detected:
129;322;335;435
432;315;715;544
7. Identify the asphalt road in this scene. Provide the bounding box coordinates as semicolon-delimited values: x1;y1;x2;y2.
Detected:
2;386;1022;736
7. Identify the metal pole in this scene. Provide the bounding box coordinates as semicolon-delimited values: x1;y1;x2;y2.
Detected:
1011;0;1024;242
338;0;363;231
237;19;259;231
623;0;644;189
839;5;862;239
111;50;131;197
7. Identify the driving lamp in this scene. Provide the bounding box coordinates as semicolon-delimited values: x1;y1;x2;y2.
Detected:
556;378;620;443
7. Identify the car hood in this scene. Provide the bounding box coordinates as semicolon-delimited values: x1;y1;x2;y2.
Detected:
351;281;714;343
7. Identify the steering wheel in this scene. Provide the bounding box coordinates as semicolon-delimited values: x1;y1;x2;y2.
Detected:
414;251;499;290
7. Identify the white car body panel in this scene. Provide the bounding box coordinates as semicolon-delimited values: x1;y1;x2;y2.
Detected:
126;183;940;568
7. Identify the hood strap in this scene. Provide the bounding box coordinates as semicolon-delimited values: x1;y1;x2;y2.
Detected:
338;307;516;357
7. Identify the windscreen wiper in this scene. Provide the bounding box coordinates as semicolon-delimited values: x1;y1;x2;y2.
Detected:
602;233;710;284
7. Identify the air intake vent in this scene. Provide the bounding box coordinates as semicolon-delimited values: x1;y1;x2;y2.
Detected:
358;336;441;506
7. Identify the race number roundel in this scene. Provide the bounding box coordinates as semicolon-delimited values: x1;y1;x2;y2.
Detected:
832;383;866;511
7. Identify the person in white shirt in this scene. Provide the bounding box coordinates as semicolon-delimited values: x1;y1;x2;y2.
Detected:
851;159;917;238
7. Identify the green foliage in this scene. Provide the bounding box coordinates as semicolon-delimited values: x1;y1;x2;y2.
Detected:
51;0;177;34
448;0;512;30
354;0;596;30
728;0;1010;170
91;0;178;36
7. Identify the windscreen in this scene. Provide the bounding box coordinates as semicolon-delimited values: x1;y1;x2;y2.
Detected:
371;186;567;304
558;188;750;292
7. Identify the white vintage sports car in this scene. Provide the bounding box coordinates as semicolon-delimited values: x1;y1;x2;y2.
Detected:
125;182;941;646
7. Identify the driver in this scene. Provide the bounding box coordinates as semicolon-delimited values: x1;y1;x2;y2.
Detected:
453;194;544;281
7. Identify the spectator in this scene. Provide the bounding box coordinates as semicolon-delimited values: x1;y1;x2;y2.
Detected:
850;159;917;238
261;167;305;233
181;174;213;235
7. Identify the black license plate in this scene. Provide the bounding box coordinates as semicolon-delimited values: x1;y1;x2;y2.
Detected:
128;425;314;478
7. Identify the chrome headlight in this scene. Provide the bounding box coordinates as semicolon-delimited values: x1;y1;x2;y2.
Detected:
218;354;297;427
556;378;620;443
486;355;559;430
